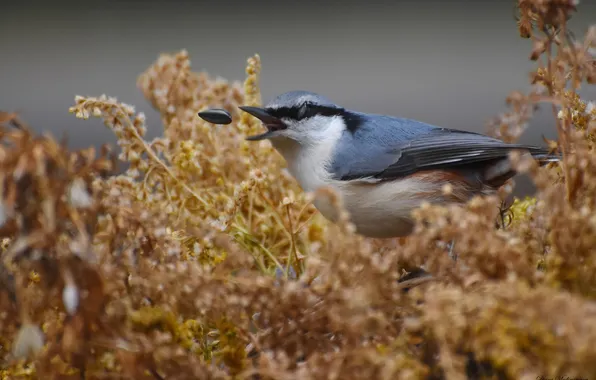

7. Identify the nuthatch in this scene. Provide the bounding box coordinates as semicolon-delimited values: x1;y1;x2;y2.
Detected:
238;91;560;239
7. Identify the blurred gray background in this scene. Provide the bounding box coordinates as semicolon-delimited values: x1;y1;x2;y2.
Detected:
1;0;594;193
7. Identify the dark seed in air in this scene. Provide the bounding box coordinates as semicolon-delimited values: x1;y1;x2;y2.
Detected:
198;108;233;125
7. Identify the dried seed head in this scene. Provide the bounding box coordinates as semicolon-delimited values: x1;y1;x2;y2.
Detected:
63;283;79;316
442;183;454;195
530;39;548;61
61;268;80;315
68;178;93;208
12;323;44;359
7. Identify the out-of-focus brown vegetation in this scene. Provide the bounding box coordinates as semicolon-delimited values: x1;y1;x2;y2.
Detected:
1;1;595;379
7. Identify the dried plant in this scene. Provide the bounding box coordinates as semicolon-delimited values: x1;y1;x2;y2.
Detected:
0;1;595;379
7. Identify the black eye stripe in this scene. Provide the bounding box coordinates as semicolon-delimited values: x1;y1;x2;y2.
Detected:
265;102;365;133
266;103;344;121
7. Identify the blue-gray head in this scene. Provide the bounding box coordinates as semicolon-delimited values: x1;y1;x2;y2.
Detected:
239;91;360;143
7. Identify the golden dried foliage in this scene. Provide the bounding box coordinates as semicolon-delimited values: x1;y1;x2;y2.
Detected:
0;1;595;379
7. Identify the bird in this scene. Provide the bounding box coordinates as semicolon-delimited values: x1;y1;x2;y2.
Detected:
238;91;560;239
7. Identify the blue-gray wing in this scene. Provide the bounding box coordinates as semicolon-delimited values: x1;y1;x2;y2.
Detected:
329;118;555;182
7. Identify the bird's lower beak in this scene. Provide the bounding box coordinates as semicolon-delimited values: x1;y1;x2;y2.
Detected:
238;106;287;141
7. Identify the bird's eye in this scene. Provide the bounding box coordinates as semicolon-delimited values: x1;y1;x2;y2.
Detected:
296;102;309;120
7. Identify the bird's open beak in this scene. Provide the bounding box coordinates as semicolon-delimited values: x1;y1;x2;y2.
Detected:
238;106;287;141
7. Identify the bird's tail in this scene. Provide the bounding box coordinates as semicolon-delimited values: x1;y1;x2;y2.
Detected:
483;147;561;188
527;147;562;166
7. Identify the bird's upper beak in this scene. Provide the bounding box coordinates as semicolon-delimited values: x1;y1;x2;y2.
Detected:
238;106;287;141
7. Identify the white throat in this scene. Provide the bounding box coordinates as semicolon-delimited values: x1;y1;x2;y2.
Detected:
270;115;345;193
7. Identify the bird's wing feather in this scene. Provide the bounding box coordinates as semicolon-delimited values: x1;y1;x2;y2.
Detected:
330;123;553;182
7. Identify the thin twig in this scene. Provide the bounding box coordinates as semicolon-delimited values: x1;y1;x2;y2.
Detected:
543;26;574;203
285;204;300;279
